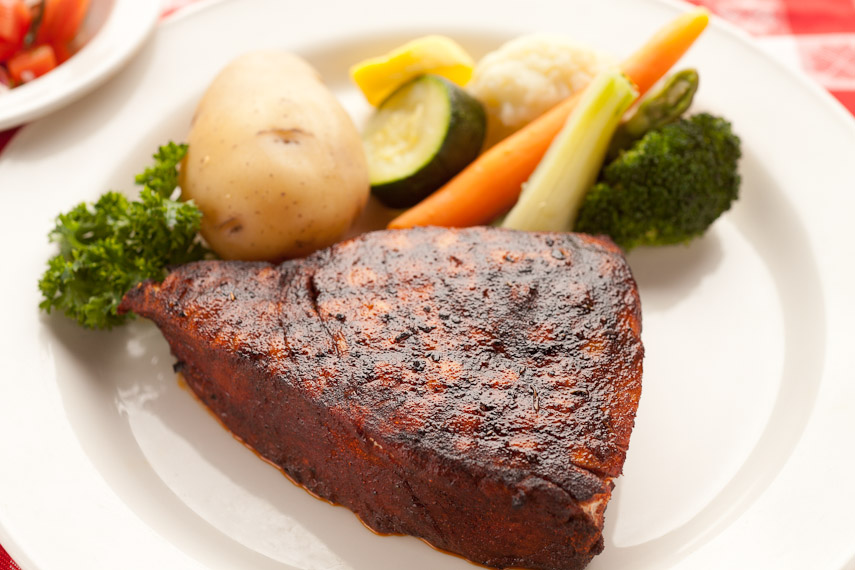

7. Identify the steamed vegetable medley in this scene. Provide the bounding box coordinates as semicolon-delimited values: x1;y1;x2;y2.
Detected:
39;8;742;329
374;8;741;249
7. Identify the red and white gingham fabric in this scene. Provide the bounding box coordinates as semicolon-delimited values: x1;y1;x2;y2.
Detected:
688;0;855;111
1;0;854;568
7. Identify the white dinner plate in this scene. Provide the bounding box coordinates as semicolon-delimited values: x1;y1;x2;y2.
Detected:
1;0;854;569
0;0;159;130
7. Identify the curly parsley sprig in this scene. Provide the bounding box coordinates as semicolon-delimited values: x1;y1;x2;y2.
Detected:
38;142;213;329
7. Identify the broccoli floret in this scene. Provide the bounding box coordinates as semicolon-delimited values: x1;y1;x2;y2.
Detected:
574;112;741;251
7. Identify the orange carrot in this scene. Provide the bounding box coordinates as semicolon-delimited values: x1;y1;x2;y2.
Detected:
619;8;711;95
388;8;710;230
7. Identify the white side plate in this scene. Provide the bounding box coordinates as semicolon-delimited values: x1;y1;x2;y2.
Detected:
0;0;159;130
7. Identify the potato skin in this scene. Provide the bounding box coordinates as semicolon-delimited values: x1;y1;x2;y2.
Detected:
181;51;370;261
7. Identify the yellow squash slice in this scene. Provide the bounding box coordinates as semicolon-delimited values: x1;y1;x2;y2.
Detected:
350;35;475;106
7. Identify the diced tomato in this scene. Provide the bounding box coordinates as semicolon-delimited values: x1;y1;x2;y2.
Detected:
50;40;71;64
36;0;91;47
0;0;90;89
0;0;32;62
0;40;17;62
8;44;56;83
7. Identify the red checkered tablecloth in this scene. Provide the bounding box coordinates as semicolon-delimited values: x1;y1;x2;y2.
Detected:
1;0;854;568
688;0;855;110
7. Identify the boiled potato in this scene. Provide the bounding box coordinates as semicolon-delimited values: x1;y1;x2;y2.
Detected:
181;51;370;261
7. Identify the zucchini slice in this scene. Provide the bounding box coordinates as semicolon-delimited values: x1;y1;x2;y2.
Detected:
362;74;486;209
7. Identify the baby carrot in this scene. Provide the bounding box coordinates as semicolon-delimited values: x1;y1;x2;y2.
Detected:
388;8;710;229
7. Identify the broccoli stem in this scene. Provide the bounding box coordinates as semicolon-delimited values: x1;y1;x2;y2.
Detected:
607;68;699;160
501;69;637;232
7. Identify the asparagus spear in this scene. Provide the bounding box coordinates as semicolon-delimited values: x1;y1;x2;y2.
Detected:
606;68;699;160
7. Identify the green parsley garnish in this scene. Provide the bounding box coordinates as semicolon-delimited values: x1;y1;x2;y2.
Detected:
38;142;212;329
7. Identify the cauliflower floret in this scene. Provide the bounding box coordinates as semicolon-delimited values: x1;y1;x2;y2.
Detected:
467;34;615;147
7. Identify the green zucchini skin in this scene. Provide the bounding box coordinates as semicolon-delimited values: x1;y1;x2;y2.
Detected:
365;75;486;209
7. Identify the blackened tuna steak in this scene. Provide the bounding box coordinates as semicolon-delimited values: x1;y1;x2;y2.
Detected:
119;226;644;570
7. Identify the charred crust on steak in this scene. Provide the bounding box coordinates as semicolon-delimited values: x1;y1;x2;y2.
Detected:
118;226;644;570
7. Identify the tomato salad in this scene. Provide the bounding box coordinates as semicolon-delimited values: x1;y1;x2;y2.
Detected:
0;0;91;90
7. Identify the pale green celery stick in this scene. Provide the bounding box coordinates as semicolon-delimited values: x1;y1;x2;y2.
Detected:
501;69;638;232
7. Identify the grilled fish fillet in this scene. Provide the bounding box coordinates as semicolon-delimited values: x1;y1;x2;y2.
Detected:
119;226;644;570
